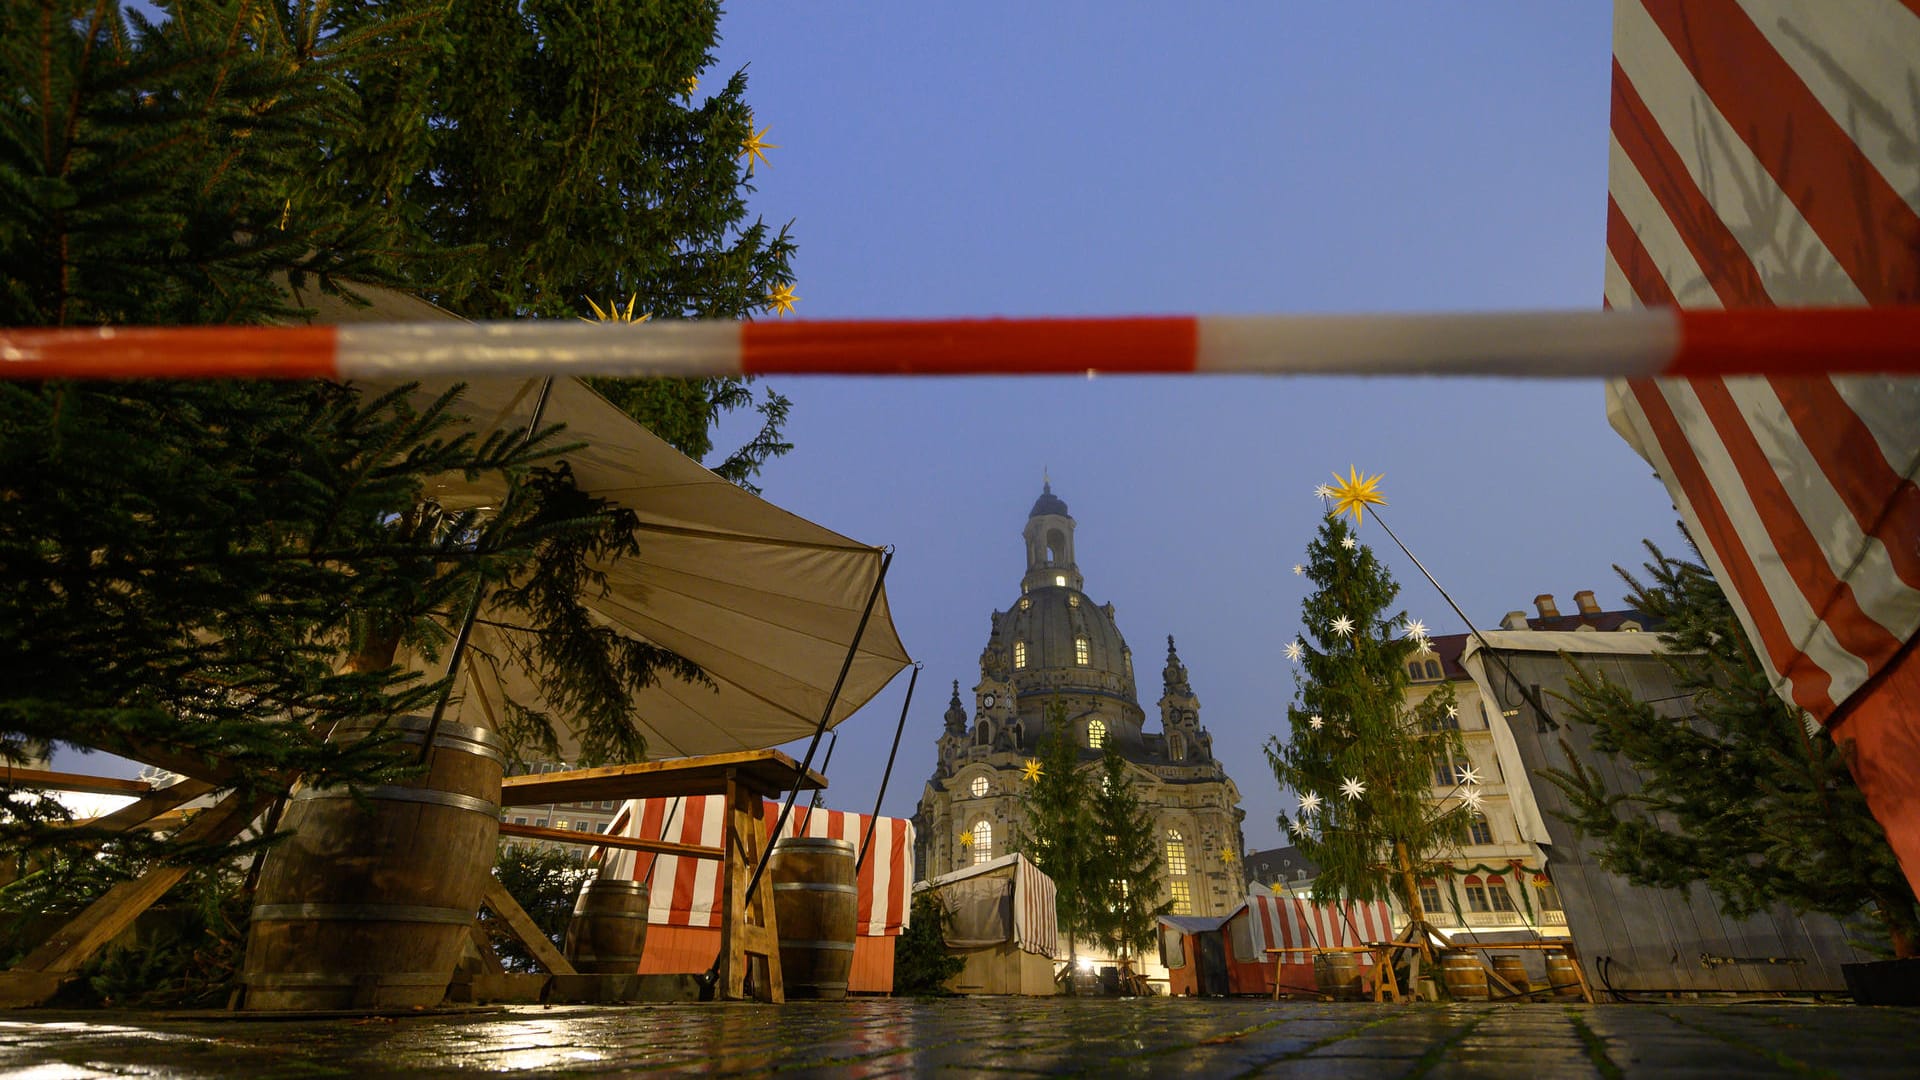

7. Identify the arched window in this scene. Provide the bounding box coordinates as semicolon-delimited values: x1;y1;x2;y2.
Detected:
1408;662;1425;679
1165;830;1188;875
1087;718;1107;748
1463;874;1492;913
1484;874;1517;912
1014;641;1027;669
1074;636;1090;665
972;820;992;864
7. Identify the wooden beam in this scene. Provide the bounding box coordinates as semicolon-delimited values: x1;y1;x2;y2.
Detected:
87;735;252;788
10;790;271;977
69;781;215;834
479;877;577;977
500;749;824;807
498;822;721;859
1;767;153;797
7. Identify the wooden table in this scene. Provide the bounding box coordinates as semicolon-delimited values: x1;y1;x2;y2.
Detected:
1265;944;1402;1002
501;748;826;1003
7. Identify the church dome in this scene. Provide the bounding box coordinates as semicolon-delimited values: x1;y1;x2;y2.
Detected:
997;585;1137;703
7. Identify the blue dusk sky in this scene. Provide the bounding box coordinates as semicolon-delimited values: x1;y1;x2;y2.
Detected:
702;2;1683;852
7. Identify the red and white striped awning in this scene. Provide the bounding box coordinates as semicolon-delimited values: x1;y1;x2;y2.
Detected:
1245;894;1395;955
1603;0;1920;727
593;796;914;937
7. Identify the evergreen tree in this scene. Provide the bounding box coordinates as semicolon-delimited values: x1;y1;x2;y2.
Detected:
1265;513;1467;933
1014;704;1095;964
1541;542;1920;958
1085;742;1169;965
1;1;798;861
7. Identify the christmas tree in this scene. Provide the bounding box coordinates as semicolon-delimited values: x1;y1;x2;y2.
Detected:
1085;742;1169;970
1;0;798;858
1266;486;1468;943
1014;703;1095;968
1542;542;1920;958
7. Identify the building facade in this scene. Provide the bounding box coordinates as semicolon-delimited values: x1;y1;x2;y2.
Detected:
913;481;1247;920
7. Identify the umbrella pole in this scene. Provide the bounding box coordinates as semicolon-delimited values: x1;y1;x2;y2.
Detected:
798;733;839;833
736;548;893;923
416;377;557;764
856;661;921;875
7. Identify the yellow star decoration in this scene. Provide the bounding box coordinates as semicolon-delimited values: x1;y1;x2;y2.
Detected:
740;120;778;172
683;74;699;97
1022;758;1044;782
1219;847;1236;864
1327;466;1386;525
959;829;975;848
766;282;799;317
582;294;650;324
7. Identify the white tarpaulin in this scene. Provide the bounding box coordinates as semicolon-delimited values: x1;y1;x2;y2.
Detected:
296;282;912;761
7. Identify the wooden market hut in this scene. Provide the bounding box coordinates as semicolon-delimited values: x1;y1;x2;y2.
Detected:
1160;891;1394;997
918;854;1059;996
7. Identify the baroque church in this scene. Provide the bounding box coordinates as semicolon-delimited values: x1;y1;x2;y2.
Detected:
913;481;1248;919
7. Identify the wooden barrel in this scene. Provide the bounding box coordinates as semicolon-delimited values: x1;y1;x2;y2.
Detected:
1440;951;1489;1001
1313;951;1363;1000
1544;950;1584;998
242;716;503;1010
769;837;858;1000
563;878;650;974
1491;954;1531;996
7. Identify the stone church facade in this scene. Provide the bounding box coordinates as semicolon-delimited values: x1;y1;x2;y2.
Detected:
913;482;1247;920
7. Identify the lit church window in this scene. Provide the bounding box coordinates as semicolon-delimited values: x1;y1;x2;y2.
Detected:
1169;880;1191;914
970;775;989;798
1166;830;1188;875
1054;575;1066;587
1075;637;1090;665
973;820;992;864
1088;718;1106;748
1014;641;1027;668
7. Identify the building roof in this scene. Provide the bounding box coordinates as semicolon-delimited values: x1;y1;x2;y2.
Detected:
1028;479;1069;519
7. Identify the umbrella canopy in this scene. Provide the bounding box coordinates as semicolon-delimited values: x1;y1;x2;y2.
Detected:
292;281;912;761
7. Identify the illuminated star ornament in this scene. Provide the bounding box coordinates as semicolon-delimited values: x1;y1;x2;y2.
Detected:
1308;714;1324;730
683;74;699;97
582;294;650;324
1340;535;1358;551
1458;766;1483;786
1022;758;1044;782
1339;776;1367;800
1460;787;1484;810
1402;618;1429;643
1416;638;1435;655
1296;791;1322;814
1330;615;1355;637
959;829;974;848
1313;484;1334;500
1283;640;1304;663
1445;703;1459;719
1289;819;1309;838
739;118;778;172
1292;564;1305;576
1327;466;1386;525
766;282;799;316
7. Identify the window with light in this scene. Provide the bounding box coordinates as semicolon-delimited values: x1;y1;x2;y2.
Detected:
1088;718;1106;748
1418;879;1443;915
1054;575;1066;587
1014;641;1027;669
972;821;992;864
1464;875;1492;912
1068;594;1080;607
1169;880;1192;915
970;775;989;798
1165;830;1188;875
1074;637;1090;665
1469;815;1493;845
1485;874;1517;912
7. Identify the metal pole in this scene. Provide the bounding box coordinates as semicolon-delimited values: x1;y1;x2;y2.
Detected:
857;661;920;874
798;733;839;833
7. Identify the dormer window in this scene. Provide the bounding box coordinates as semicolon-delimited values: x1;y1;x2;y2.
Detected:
1075;637;1090;665
1068;594;1080;607
1054;575;1066;587
1014;641;1027;669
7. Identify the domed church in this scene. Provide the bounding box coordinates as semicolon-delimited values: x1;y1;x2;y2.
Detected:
914;480;1248;919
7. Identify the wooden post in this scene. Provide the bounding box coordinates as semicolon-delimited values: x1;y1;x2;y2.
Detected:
716;768;782;1003
479;877;577;976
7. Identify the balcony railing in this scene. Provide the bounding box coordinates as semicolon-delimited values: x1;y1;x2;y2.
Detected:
1539;910;1568;926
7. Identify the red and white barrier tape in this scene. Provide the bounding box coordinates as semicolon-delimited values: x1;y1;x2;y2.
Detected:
1;307;1915;380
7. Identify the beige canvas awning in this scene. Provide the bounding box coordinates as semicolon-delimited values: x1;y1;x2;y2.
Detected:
292;281;912;761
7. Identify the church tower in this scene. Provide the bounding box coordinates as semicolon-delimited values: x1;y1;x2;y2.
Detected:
914;478;1248;925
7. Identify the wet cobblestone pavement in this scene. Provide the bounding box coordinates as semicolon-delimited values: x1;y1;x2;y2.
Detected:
2;998;1916;1078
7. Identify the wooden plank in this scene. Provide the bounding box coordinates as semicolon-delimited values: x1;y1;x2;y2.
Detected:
500;749;825;807
68;780;215;833
1;767;154;797
479;877;577;977
497;822;721;859
88;736;252;788
12;791;270;975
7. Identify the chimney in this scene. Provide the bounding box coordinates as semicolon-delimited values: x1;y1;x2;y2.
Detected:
1534;594;1560;618
1574;589;1601;615
1502;610;1531;630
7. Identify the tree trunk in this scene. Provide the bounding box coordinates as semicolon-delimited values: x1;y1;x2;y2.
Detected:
346;623;404;673
1394;840;1434;961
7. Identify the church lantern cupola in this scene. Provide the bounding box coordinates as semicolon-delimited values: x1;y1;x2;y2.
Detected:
1022;477;1084;593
